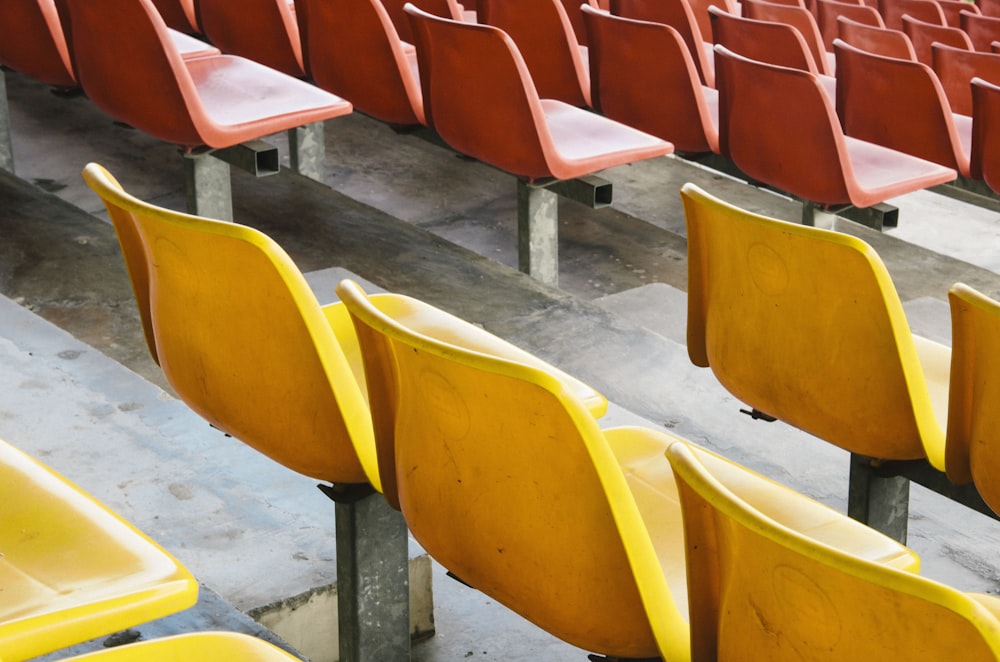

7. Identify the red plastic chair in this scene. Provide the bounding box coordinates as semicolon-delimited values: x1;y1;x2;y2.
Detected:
152;0;199;33
742;0;835;74
196;0;305;77
381;0;466;42
902;12;974;65
583;5;719;153
880;0;945;27
611;0;716;86
477;0;592;107
835;38;972;176
297;0;424;126
962;8;1000;50
938;0;980;25
971;76;1000;189
405;4;672;181
62;0;351;151
837;15;918;58
818;0;884;48
714;44;957;212
558;0;601;44
933;41;1000;114
982;0;1000;17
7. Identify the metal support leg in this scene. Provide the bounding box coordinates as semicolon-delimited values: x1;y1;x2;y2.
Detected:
517;180;559;286
847;453;910;544
801;201;817;226
336;490;411;662
183;152;233;221
289;121;326;183
0;70;14;172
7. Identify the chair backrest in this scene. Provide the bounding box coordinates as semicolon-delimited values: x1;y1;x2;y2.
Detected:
902;12;974;65
62;0;206;147
558;0;600;44
971;76;1000;188
902;0;949;23
334;278;688;661
196;0;304;77
710;6;822;73
583;5;718;153
381;0;464;41
81;162;377;487
666;439;1000;662
610;0;716;85
962;8;1000;50
0;0;76;88
817;0;884;49
838;15;917;58
933;41;1000;114
296;0;425;125
742;0;833;74
151;0;199;33
835;37;969;173
477;0;591;106
405;4;557;179
681;182;944;461
984;0;1000;18
939;0;980;26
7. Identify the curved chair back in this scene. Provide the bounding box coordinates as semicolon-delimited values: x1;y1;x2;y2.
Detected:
900;0;949;24
297;0;424;125
381;0;464;42
963;8;1000;51
667;440;1000;662
612;0;716;85
817;0;884;48
742;0;833;74
151;0;199;33
681;182;946;465
196;0;304;77
559;0;600;44
939;0;980;25
837;15;917;58
835;37;970;175
0;0;76;88
933;41;1000;115
477;0;591;106
946;284;1000;503
902;12;974;65
583;5;719;153
334;279;689;661
971;76;1000;189
81;162;376;487
711;6;822;73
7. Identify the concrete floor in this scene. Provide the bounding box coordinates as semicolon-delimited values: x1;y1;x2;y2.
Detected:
4;64;1000;661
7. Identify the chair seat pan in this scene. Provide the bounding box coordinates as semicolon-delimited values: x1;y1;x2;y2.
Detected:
0;439;196;660
541;99;673;180
186;55;352;148
170;29;221;59
843;134;957;207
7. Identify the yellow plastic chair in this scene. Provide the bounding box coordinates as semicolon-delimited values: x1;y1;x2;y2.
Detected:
946;283;1000;514
81;162;404;661
0;436;196;662
53;632;303;661
335;278;919;661
667;440;1000;662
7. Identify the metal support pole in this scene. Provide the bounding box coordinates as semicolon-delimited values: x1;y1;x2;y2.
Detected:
517;180;560;287
0;70;14;173
847;453;910;544
335;490;411;662
183;151;233;221
289;121;326;183
801;201;818;227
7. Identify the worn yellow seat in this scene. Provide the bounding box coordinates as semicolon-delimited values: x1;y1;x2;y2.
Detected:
335;277;921;661
946;283;1000;514
667;440;1000;662
53;632;303;661
0;436;196;662
683;182;949;469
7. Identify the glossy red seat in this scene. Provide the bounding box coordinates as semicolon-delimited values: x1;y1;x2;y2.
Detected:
381;0;466;42
933;41;1000;114
902;12;974;65
196;0;305;77
835;37;973;177
610;0;716;86
742;0;835;74
817;0;884;49
297;0;425;126
714;44;957;217
584;5;719;153
837;15;917;58
971;76;1000;190
477;0;592;107
962;8;1000;50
